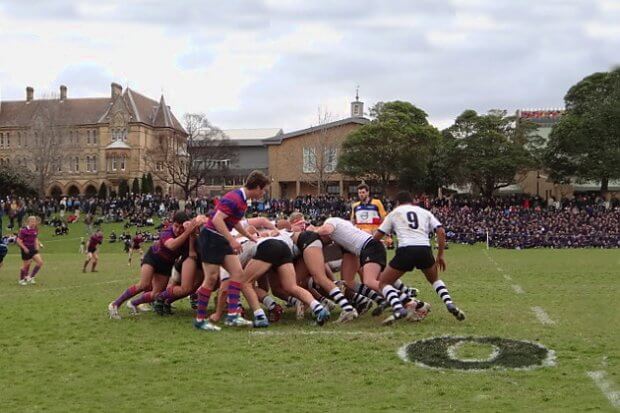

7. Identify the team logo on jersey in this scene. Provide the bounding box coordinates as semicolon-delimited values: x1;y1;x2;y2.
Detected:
398;336;556;371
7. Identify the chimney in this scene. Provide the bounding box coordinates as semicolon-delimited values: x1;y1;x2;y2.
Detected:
111;82;122;99
60;85;67;101
26;86;34;102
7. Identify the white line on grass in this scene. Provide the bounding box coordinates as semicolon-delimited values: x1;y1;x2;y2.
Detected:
511;284;525;294
250;330;395;337
0;279;129;297
531;306;555;325
587;371;620;409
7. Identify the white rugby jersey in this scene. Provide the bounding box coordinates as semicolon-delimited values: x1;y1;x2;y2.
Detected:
378;204;441;247
257;231;297;257
323;217;372;256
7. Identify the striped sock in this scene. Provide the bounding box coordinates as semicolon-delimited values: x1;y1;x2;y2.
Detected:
131;292;153;306
195;287;212;321
158;286;175;303
355;282;385;305
382;285;404;312
328;287;354;312
113;285;139;307
399;292;412;306
352;293;371;307
432;280;453;307
286;296;299;307
226;281;242;317
262;296;277;311
310;300;324;316
393;279;415;298
254;308;267;320
19;268;28;280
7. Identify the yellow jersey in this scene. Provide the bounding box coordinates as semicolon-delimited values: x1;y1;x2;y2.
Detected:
351;199;387;233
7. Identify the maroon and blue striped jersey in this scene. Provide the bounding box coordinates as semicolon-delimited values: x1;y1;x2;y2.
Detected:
205;188;248;233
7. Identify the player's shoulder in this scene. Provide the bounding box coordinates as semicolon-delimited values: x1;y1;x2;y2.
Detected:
371;199;384;207
351;201;361;208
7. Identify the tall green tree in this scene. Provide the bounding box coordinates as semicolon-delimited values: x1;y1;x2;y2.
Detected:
0;164;36;197
118;179;129;198
131;178;140;195
338;101;442;192
98;182;108;199
544;68;620;191
446;109;537;198
146;173;154;194
140;174;148;194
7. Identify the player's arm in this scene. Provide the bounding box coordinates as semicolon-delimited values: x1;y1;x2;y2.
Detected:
375;200;387;220
16;234;29;253
314;223;335;236
350;202;357;224
234;221;258;242
435;226;446;272
163;218;201;251
247;217;275;230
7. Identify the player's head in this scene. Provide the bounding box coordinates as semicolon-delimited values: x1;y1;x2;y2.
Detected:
244;170;270;199
26;216;39;228
357;183;370;202
395;191;413;206
288;212;307;231
276;219;291;230
171;211;190;236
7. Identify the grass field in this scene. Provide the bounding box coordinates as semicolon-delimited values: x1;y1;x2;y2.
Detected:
0;221;618;412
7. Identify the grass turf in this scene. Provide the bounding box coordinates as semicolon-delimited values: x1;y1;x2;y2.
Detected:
0;221;618;412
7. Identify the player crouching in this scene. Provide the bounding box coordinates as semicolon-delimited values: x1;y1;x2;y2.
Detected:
375;191;465;322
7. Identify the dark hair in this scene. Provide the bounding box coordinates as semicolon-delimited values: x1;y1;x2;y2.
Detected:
245;170;270;190
357;183;369;192
395;191;413;205
172;211;189;224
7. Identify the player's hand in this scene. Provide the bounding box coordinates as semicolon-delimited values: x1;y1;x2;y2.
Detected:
230;238;242;254
247;234;259;243
194;215;208;226
436;255;446;272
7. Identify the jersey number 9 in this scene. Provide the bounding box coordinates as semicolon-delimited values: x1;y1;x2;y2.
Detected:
406;212;419;229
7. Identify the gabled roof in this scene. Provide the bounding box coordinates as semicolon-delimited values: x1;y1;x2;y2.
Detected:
0;85;185;133
264;117;369;145
222;128;283;140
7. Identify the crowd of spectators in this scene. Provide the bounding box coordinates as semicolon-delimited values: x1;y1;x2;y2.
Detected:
2;192;619;249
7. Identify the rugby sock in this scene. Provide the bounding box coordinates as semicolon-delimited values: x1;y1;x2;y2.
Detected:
254;308;267;320
226;281;242;317
286;296;300;307
91;262;97;271
352;293;372;307
30;265;41;278
83;260;89;271
158;286;175;303
262;296;277;311
355;282;386;305
328;287;354;312
19;268;28;280
195;287;212;321
131;292;153;306
400;292;412;306
309;300;324;316
113;285;140;307
432;280;453;307
393;279;416;298
382;285;404;312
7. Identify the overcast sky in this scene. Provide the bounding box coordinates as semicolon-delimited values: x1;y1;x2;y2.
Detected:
0;0;618;131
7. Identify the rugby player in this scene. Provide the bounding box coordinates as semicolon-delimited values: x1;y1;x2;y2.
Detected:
193;170;270;331
108;212;205;319
16;216;43;285
83;228;103;273
128;231;145;266
374;191;465;321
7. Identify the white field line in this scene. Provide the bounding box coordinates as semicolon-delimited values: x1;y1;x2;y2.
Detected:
511;284;525;294
531;306;555;325
0;278;129;297
250;330;395;337
587;371;620;409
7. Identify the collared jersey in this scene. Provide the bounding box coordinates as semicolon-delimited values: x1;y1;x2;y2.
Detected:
18;226;38;249
351;199;387;232
324;217;371;256
205;188;248;233
378;204;442;247
88;233;104;250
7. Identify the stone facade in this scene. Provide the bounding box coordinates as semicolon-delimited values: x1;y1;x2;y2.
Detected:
0;83;186;197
